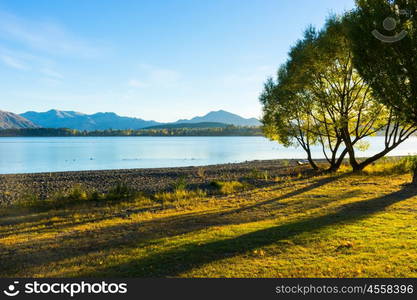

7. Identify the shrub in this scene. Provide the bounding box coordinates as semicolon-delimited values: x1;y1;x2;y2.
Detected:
14;184;140;210
196;167;206;179
173;176;188;191
248;169;270;180
404;156;417;174
14;193;41;208
154;189;206;208
210;181;247;195
106;184;135;201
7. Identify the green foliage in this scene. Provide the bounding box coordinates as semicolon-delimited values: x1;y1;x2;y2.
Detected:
173;176;188;191
106;184;136;201
403;156;417;175
261;19;367;169
348;0;417;124
261;12;415;172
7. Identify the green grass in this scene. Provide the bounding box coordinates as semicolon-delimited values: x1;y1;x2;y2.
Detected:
1;161;417;278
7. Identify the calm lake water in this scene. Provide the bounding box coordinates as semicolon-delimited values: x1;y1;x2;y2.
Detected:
0;136;417;174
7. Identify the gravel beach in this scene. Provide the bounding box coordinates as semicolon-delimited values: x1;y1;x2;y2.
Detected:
0;159;304;204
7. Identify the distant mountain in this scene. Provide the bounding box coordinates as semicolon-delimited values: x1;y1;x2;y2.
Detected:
21;109;161;131
175;110;261;126
0;110;38;129
16;109;260;131
144;122;229;130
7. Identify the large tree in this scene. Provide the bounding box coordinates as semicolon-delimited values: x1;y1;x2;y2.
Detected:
260;28;349;171
348;0;417;179
261;17;414;172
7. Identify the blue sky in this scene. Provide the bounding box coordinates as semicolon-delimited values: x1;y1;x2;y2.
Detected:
0;0;355;122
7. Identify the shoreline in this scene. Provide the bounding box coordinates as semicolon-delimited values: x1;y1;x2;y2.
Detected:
0;159;306;204
1;156;408;205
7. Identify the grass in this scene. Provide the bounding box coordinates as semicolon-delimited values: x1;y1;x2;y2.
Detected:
1;159;417;278
337;156;417;176
210;180;248;195
247;169;270;180
155;189;207;209
13;184;141;210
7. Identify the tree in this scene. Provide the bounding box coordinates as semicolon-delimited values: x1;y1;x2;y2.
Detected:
348;0;417;180
261;25;355;172
260;73;321;170
261;17;413;172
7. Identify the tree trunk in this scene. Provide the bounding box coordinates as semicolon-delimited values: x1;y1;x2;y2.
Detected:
327;148;349;172
354;147;393;172
341;128;360;171
307;153;319;171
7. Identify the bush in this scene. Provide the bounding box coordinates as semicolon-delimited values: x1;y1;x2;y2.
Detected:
248;169;270;180
196;167;206;179
154;189;206;208
106;184;136;201
404;156;417;174
14;184;141;210
173;176;188;191
210;181;247;195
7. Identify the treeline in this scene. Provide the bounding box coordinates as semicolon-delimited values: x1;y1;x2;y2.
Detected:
0;126;263;137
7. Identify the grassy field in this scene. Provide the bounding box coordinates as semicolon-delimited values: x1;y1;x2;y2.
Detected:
1;163;417;278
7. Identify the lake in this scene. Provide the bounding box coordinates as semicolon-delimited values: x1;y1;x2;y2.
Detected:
0;136;417;174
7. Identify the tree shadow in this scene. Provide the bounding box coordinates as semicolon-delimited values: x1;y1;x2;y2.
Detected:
220;175;344;217
0;174;340;236
0;174;346;275
84;185;417;277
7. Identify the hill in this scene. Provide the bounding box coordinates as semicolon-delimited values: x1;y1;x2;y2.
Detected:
175;110;261;127
0;110;38;129
20;110;161;131
17;109;261;130
144;122;229;129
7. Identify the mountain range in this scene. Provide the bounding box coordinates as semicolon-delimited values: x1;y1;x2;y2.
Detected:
0;109;261;130
174;110;260;127
20;110;161;131
0;111;38;129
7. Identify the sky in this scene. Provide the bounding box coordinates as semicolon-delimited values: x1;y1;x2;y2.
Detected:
0;0;355;122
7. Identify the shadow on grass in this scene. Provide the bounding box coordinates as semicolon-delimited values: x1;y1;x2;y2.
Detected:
0;174;339;236
220;174;345;217
0;174;345;275
85;185;417;277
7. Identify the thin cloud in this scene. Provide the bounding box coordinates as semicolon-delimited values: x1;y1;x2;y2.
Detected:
0;53;28;70
222;65;275;85
0;46;63;80
128;64;182;89
40;68;64;79
128;79;147;88
0;10;100;58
